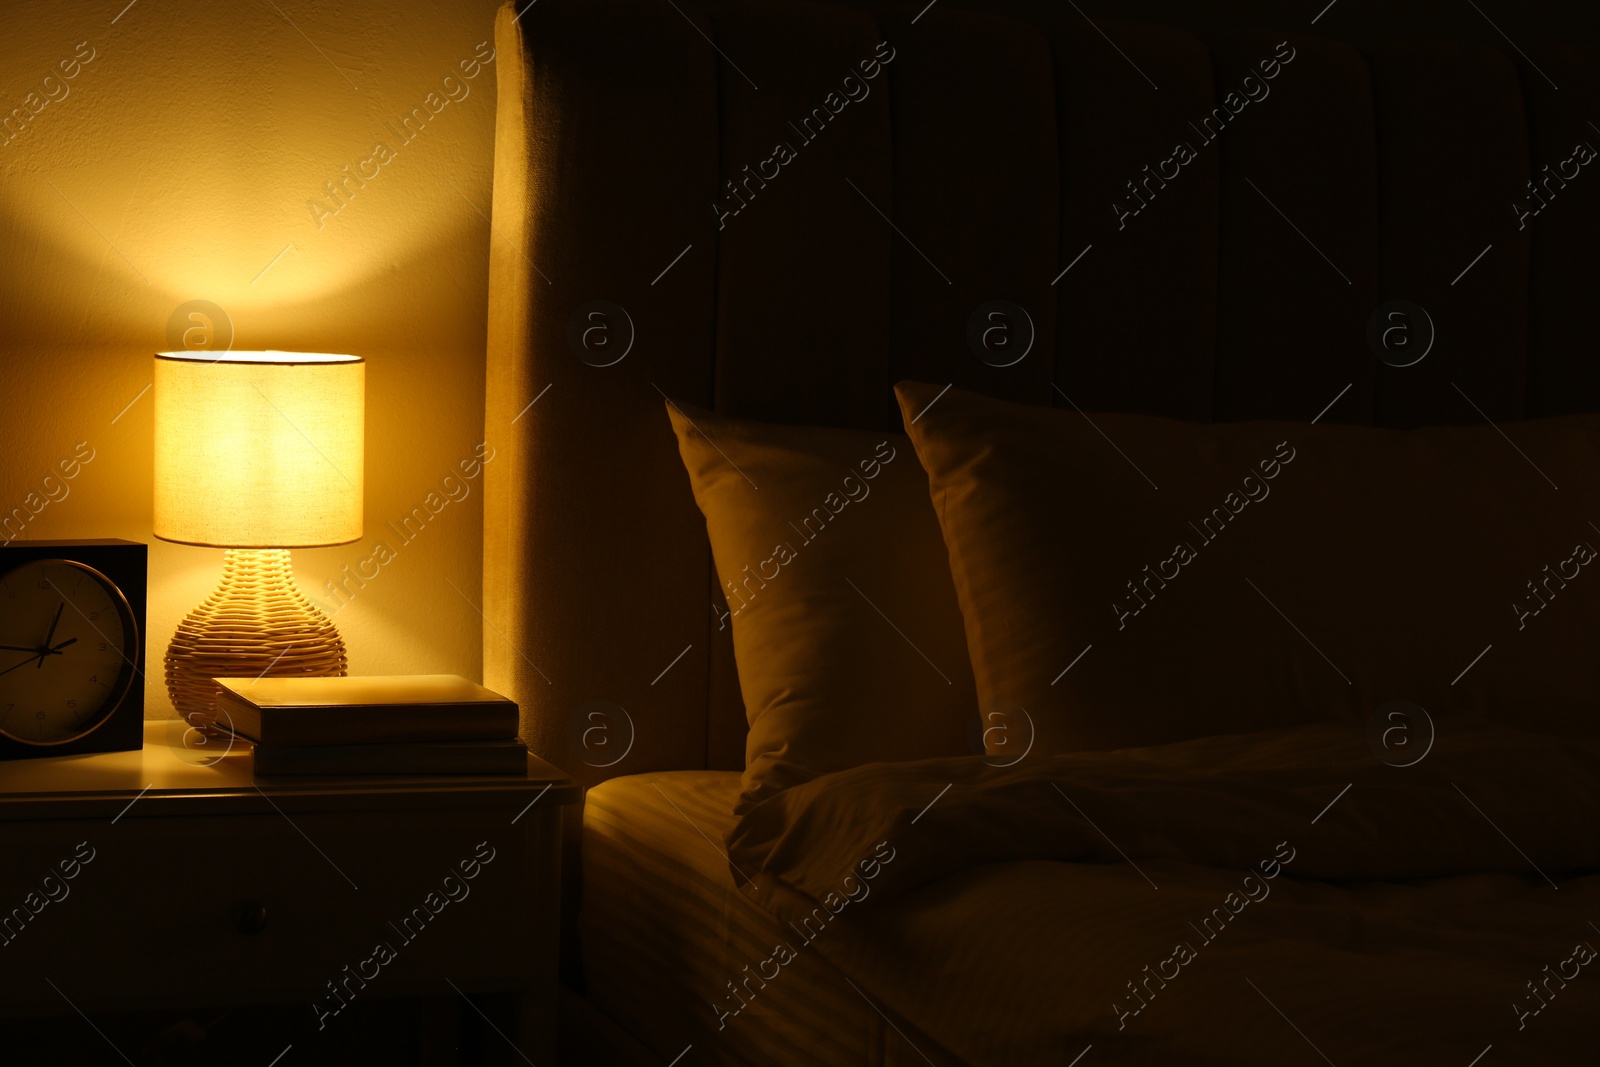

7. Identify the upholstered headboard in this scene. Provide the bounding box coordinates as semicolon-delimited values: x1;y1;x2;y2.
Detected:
484;0;1599;789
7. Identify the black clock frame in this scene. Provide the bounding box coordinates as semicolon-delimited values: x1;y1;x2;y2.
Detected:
0;539;147;759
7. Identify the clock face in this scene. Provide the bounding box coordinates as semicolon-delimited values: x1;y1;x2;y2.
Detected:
0;559;139;746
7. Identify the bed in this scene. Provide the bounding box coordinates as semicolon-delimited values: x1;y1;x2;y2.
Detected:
583;770;958;1065
480;0;1600;1063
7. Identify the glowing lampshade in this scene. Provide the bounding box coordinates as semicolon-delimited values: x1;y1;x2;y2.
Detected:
153;351;365;725
154;351;364;547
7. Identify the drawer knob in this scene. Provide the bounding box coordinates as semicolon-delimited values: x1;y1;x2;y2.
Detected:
233;900;269;936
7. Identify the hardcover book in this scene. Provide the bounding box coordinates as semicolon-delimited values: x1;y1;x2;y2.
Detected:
211;674;519;747
251;738;529;776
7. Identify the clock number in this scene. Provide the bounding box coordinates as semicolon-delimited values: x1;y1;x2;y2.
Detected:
36;710;46;720
66;699;76;709
89;675;98;683
97;642;106;651
89;611;100;620
37;580;49;589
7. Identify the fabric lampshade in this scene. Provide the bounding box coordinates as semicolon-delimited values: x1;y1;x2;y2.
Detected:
153;351;364;548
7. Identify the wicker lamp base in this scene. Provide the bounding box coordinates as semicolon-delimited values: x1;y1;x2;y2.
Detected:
166;548;347;726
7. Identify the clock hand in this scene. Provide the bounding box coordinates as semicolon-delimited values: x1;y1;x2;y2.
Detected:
26;639;76;663
36;603;65;669
0;637;83;679
0;653;45;677
14;638;78;671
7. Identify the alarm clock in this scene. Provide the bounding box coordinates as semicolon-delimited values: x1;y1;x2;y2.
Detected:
0;540;146;759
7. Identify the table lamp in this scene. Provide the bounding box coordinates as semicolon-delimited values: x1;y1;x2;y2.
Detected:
153;351;365;724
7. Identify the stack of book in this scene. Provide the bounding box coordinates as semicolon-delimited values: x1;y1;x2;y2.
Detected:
211;674;526;776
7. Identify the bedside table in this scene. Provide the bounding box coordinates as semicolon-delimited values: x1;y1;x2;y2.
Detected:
0;721;579;1065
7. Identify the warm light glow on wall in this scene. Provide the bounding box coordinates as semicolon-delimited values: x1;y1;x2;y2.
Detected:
0;0;500;712
153;351;365;548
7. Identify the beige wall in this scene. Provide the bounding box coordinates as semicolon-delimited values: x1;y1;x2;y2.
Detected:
0;0;505;716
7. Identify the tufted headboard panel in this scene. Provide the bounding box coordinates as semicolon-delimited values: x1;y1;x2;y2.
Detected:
483;0;1600;789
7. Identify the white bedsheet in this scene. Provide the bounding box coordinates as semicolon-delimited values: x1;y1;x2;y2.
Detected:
582;770;960;1066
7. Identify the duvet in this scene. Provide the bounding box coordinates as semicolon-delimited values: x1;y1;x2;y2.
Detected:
727;719;1600;1065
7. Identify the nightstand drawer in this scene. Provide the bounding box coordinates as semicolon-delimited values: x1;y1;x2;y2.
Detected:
0;804;556;1014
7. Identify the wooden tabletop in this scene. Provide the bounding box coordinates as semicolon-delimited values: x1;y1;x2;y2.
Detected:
0;722;580;821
